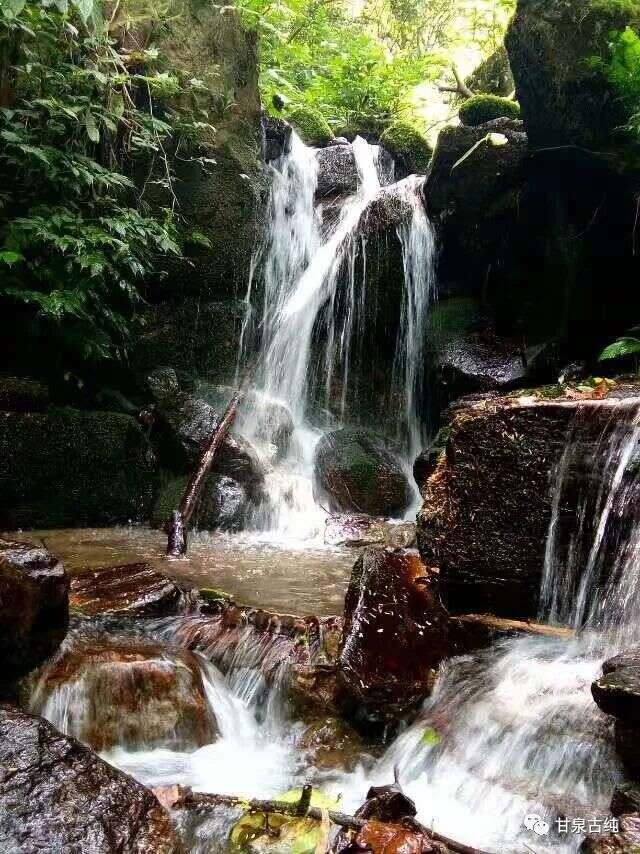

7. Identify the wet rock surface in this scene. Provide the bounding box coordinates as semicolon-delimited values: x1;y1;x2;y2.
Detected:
151;471;254;533
593;649;640;724
263;115;292;162
299;716;365;771
438;329;527;396
337;548;449;725
611;783;640;818
416;392;632;619
70;562;193;617
316;143;359;199
581;813;640;853
314;429;413;518
324;515;416;548
0;705;180;853
29;641;215;751
0;539;69;684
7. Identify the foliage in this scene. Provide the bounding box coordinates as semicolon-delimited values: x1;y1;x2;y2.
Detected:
286;103;334;144
599;335;640;361
0;0;211;364
459;93;521;126
380;120;433;172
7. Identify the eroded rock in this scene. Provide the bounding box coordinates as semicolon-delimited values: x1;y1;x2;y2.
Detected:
0;705;180;852
29;641;215;751
314;429;413;518
337;548;449;725
70;562;193;617
0;539;68;684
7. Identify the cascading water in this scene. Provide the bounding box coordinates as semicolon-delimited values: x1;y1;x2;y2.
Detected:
332;400;640;853
237;133;437;542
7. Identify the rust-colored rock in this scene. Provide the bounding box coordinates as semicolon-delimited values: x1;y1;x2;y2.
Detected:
0;705;180;852
70;562;192;617
29;641;215;751
337;548;449;725
299;716;365;771
0;539;68;683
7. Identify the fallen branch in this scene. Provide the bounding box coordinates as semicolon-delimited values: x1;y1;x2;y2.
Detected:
175;790;491;854
166;367;252;557
437;65;474;100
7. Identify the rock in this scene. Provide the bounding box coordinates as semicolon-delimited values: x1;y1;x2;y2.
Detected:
417;390;632;619
337;548;449;726
324;515;416;548
147;368;265;494
299;716;365;770
611;783;640;817
614;720;640;779
412;427;450;494
0;539;69;684
29;641;215;751
438;328;527;396
132;298;246;387
151;471;252;533
314;429;413;518
459;94;521;127
0;376;49;412
288;664;340;719
0;705;180;852
593;652;640;724
333;820;434;854
0;409;155;528
466;45;514;97
506;0;640;150
286;104;334;145
379;121;432;178
70;562;193;617
316;144;359;198
581;814;640;853
263;115;292;162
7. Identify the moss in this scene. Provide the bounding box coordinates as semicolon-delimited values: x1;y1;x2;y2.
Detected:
459;95;522;127
0;409;155;528
0;376;49;412
286;105;334;144
380;120;433;174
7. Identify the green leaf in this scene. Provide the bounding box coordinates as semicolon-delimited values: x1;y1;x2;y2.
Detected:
1;0;26;19
599;336;640;361
84;111;100;143
0;250;24;266
420;727;441;747
451;136;490;172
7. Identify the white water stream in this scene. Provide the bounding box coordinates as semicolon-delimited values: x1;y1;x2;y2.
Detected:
236;134;436;544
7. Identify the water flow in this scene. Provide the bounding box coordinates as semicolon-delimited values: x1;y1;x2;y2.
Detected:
239;134;437;541
334;401;640;852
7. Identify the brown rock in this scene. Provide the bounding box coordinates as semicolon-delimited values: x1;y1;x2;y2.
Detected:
70;562;192;617
0;539;68;683
581;813;640;853
337;548;449;725
299;716;365;770
29;641;215;751
0;705;181;852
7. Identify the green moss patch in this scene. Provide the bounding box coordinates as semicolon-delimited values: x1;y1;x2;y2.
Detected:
380;120;433;174
459;95;521;127
287;105;334;144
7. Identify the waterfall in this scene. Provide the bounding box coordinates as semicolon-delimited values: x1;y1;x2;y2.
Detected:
238;133;437;540
334;401;640;852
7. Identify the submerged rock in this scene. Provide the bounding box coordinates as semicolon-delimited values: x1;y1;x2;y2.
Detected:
0;705;180;852
324;514;416;548
0;539;69;685
29;641;215;751
337;548;449;726
299;716;365;771
0;408;155;528
70;562;193;617
313;429;413;518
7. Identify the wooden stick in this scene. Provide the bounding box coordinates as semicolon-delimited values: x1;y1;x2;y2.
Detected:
174;790;490;854
438;64;474;100
166;368;252;557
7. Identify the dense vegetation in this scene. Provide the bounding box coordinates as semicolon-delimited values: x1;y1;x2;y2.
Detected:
0;0;210;364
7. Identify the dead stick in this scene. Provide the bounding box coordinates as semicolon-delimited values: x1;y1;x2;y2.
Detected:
175;791;490;854
166;367;253;557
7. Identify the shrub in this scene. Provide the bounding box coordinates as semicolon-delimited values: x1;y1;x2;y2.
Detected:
286;105;334;144
459;94;521;127
380;120;433;173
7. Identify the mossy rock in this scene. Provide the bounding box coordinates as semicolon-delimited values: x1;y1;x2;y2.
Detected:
286;104;334;145
465;46;515;97
0;376;49;412
459;95;521;127
0;409;155;528
150;471;250;532
380;120;433;175
506;0;640;148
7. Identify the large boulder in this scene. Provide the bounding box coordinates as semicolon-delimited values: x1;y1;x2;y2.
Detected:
417;388;640;619
438;327;528;396
337;548;449;726
506;0;640;150
313;429;413;518
29;641;215;751
315;143;359;199
0;539;68;685
70;562;194;617
581;814;640;853
592;648;640;778
0;409;155;528
0;705;180;852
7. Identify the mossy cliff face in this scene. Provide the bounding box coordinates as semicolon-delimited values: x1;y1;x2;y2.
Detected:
506;0;640;149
